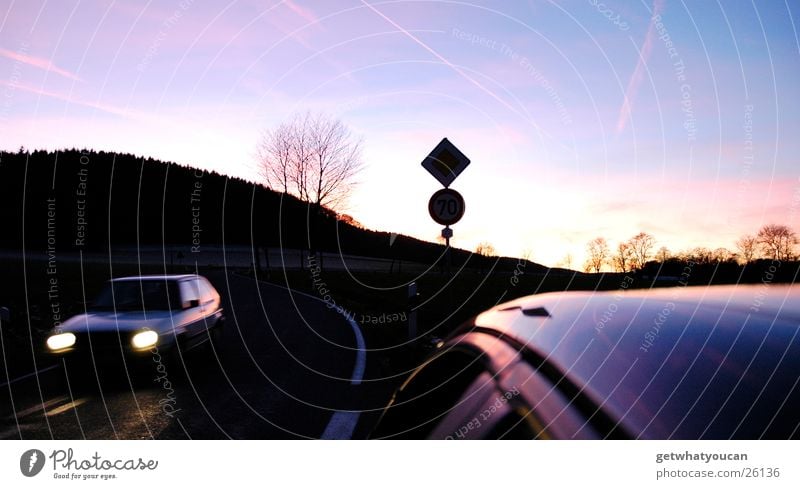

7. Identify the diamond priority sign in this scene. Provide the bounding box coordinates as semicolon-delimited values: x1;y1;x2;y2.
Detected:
421;138;470;188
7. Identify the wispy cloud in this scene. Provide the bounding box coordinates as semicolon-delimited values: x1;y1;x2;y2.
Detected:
357;0;570;150
0;80;139;119
616;0;665;134
0;48;82;82
283;0;319;25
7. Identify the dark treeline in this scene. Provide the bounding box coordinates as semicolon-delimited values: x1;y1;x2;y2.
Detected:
584;231;799;285
0;149;546;274
638;256;799;284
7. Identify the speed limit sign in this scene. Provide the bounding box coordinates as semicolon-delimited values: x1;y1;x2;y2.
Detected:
428;188;465;226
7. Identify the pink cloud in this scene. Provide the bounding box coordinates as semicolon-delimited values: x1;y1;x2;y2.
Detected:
580;174;800;239
0;47;82;82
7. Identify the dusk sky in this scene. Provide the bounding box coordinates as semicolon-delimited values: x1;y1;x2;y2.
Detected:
1;0;799;267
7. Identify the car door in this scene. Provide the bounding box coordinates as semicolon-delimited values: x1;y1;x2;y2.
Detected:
178;278;206;344
197;277;222;327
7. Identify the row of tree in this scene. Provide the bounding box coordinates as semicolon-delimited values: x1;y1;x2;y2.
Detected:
584;224;799;273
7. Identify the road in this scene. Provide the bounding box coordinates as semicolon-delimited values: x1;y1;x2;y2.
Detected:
0;272;398;439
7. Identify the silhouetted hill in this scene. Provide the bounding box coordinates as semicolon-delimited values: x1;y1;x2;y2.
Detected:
0;149;551;274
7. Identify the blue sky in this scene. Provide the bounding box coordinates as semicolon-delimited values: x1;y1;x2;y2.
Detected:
1;0;799;267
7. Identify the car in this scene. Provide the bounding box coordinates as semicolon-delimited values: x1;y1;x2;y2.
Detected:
45;275;225;365
371;284;800;439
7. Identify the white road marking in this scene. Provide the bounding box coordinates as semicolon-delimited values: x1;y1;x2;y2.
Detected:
321;313;366;439
344;313;366;386
321;410;361;440
240;272;367;439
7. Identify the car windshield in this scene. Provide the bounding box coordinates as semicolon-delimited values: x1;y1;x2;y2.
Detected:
91;279;181;312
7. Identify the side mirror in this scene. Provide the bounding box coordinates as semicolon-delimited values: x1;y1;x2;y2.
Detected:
0;306;10;323
183;299;200;310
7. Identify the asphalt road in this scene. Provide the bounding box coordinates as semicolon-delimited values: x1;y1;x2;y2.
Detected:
0;272;399;439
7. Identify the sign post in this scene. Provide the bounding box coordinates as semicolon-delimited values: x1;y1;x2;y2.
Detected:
407;282;418;341
422;138;470;275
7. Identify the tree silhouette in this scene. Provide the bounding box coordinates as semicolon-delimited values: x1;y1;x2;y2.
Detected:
690;247;714;265
735;234;758;264
628;232;656;270
712;247;734;263
557;253;574;270
475;242;496;257
655;246;670;262
257;111;363;210
612;242;634;273
584;237;609;273
757;224;798;261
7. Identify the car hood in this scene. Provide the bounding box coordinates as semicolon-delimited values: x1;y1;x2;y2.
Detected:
57;310;177;333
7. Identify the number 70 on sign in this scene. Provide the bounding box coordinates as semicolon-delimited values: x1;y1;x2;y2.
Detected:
428;188;465;226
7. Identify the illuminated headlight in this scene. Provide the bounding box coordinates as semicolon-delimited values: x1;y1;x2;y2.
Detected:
131;330;159;349
46;332;76;351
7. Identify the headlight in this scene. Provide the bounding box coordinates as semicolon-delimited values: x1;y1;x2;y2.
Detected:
47;332;76;351
131;330;158;349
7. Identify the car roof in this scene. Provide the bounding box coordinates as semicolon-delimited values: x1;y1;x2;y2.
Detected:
481;284;800;319
472;284;800;438
110;274;200;282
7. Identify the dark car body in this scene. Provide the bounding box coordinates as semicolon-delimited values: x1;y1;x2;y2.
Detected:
372;285;800;439
45;275;224;362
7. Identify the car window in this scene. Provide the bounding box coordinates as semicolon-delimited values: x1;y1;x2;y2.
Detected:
197;278;216;303
92;280;180;311
179;279;201;307
371;349;488;439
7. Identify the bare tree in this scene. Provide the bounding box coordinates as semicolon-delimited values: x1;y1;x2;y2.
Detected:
257;121;294;194
612;242;634;273
735;234;758;264
557;253;574;270
628;232;656;270
655;246;670;262
585;237;610;273
712;247;734;263
338;213;364;229
756;224;798;261
690;247;713;265
257;111;363;210
307;114;363;208
475;242;496;257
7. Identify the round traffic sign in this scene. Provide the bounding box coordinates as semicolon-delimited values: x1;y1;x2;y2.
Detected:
428;188;465;226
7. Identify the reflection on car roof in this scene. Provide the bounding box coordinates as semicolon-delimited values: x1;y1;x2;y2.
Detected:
111;274;199;282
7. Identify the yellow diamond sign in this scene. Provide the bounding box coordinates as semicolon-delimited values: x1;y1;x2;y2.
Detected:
421;138;470;188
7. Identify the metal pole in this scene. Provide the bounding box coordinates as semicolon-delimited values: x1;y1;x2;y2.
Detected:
408;282;418;341
444;225;452;276
446;235;450;275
